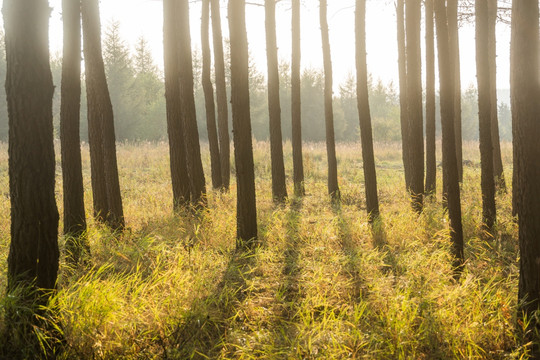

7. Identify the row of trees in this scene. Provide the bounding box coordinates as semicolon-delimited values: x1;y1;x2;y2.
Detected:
0;26;514;144
2;0;539;357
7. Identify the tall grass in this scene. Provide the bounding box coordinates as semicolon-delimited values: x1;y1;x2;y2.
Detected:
0;141;528;359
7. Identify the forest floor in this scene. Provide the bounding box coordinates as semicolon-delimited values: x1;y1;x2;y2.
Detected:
0;141;530;359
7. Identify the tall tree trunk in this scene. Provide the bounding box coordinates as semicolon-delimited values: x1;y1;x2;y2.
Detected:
83;2;107;221
4;0;60;343
82;0;124;231
178;0;207;206
405;0;424;212
229;0;258;246
291;0;305;196
434;0;464;272
211;0;231;190
476;0;496;234
61;0;87;260
265;0;287;202
355;0;379;220
319;0;340;201
512;0;540;336
425;0;436;195
163;0;191;209
202;0;223;190
447;0;462;182
488;0;506;192
397;0;411;191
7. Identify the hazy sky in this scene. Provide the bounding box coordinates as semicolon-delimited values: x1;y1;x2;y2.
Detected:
5;0;513;90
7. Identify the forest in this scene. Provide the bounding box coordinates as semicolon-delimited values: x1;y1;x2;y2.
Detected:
0;0;539;359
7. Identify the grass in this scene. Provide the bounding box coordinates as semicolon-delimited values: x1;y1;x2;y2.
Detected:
0;140;529;359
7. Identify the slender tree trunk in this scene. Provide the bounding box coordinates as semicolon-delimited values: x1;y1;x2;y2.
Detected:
319;0;340;201
229;0;258;246
163;0;191;209
202;0;223;190
265;0;287;202
487;0;506;192
434;0;464;272
178;0;207;206
512;0;540;338
291;0;305;196
4;1;60;349
355;0;379;220
211;0;231;190
425;0;436;195
405;0;424;212
447;0;462;182
83;1;107;221
61;0;87;260
476;0;496;234
397;0;411;190
82;0;124;231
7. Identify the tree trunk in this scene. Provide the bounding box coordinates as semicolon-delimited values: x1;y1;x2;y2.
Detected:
405;0;424;212
202;0;223;190
512;0;540;336
291;0;305;196
61;0;87;261
488;0;506;192
397;0;411;191
4;0;60;331
211;0;231;190
320;0;340;201
265;0;287;202
163;0;191;209
82;0;124;231
355;0;379;220
447;0;462;182
178;0;207;206
476;0;496;234
434;0;464;272
425;0;436;195
228;0;258;246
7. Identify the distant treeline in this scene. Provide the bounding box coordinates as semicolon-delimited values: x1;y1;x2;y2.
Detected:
0;23;512;143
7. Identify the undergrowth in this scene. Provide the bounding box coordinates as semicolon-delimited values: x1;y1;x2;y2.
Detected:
0;141;529;359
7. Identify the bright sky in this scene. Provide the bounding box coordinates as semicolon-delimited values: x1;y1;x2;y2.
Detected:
4;0;513;90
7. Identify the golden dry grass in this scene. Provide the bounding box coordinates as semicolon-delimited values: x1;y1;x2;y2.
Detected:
0;140;528;359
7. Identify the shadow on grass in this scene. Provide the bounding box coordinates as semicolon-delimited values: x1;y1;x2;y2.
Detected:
281;198;304;318
163;247;258;359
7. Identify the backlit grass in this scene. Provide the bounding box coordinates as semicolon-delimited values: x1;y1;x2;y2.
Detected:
0;140;528;359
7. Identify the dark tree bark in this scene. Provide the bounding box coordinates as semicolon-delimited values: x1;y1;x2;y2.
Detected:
291;0;305;196
202;0;223;190
319;0;340;201
397;0;411;191
228;0;258;245
512;0;540;335
61;0;87;261
265;0;287;202
487;0;506;192
163;0;191;209
447;0;463;182
178;0;207;206
475;0;496;234
82;0;124;230
4;0;59;312
405;0;424;212
211;0;231;190
434;0;464;271
355;0;379;220
425;0;436;195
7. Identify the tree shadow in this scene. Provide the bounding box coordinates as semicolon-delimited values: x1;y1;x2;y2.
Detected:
161;247;258;359
281;198;303;319
332;206;367;300
260;196;305;356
